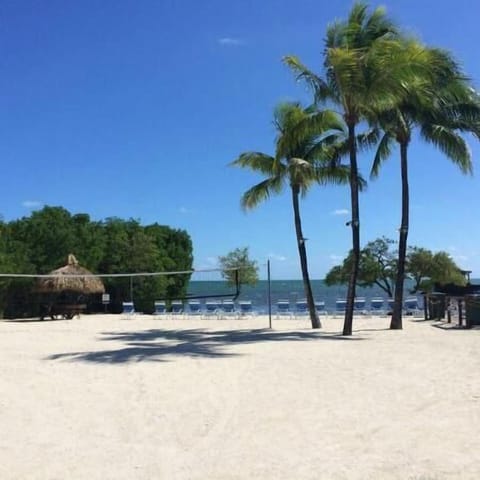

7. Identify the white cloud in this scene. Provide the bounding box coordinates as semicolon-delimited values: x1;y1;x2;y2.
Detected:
22;200;42;209
331;208;349;216
179;206;192;214
268;253;287;262
206;257;218;266
329;254;343;264
218;37;245;46
193;257;219;271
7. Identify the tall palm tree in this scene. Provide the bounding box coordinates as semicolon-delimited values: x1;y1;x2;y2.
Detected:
283;2;416;334
370;46;480;329
232;102;350;329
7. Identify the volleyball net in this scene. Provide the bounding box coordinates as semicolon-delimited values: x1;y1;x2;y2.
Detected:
0;266;242;316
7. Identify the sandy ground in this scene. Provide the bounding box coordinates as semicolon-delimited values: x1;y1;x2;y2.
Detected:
0;313;479;480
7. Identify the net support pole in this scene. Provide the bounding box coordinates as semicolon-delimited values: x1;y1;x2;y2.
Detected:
130;276;133;303
267;259;272;329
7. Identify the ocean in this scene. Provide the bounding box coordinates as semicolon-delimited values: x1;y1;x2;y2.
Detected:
187;279;417;313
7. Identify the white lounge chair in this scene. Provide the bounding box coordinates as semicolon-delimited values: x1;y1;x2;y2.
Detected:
370;297;386;315
315;301;328;317
404;297;422;317
354;297;367;315
220;300;236;318
335;299;346;317
276;299;292;318
238;300;253;317
154;301;166;316
170;300;184;316
188;300;202;316
122;301;135;318
204;300;220;319
294;300;309;318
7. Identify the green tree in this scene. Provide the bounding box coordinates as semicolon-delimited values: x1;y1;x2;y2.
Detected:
145;223;193;299
407;248;465;293
8;206;77;273
325;237;397;297
218;247;259;293
370;44;480;330
232;102;350;329
98;218;193;313
283;2;416;334
0;208;194;317
71;214;106;271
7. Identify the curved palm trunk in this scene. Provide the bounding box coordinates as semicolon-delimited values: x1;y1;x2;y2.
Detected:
391;141;409;329
291;186;321;329
344;122;360;336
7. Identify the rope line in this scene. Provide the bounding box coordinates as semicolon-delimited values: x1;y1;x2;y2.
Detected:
0;266;239;279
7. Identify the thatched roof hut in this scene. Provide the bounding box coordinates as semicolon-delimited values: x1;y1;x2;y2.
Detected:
35;254;105;294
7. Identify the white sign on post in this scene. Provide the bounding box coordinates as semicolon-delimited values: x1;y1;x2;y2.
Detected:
102;293;110;304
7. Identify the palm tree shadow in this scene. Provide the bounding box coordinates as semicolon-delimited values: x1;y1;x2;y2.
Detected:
353;327;391;332
46;327;364;364
430;322;472;331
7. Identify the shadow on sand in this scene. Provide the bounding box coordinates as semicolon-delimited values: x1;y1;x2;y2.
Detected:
3;317;68;323
430;321;476;331
46;327;364;364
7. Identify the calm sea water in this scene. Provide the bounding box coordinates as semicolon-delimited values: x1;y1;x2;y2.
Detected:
187;280;416;313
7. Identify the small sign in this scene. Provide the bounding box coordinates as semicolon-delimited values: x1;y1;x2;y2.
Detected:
102;293;110;304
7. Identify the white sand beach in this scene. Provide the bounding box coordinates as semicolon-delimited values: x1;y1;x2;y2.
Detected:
0;314;479;480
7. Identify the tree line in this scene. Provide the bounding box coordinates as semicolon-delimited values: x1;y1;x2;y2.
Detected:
0;206;193;317
232;2;480;333
325;237;466;297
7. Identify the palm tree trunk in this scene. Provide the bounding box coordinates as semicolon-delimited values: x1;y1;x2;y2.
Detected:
343;122;360;336
291;186;320;329
391;141;409;329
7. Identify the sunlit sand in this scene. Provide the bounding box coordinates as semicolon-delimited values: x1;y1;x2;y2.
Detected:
1;314;479;479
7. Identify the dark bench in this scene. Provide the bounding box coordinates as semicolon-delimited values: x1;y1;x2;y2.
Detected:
40;303;87;320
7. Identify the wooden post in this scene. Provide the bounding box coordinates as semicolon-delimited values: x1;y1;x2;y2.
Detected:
267;259;272;329
458;298;463;327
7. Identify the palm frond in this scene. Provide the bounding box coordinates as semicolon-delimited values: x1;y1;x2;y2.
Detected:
420;124;473;174
230;152;276;175
356;128;380;152
240;177;284;211
283;55;332;103
315;164;368;191
371;132;394;178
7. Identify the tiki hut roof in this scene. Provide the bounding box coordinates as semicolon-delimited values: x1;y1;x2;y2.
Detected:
35;254;105;294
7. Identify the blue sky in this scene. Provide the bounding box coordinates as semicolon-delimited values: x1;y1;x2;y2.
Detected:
1;0;479;279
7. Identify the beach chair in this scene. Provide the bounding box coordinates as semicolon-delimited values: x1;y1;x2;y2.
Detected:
370;297;386;315
170;300;184;316
220;300;236;319
122;301;135;318
188;300;202;316
404;297;422;317
204;300;220;319
387;298;395;313
276;299;292;318
238;300;253;317
153;301;166;316
335;299;347;317
294;300;309;318
315;301;328;317
354;297;367;315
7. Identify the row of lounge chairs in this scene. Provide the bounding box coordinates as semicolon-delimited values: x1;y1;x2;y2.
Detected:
276;297;422;317
122;299;254;318
332;297;422;316
122;296;423;318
